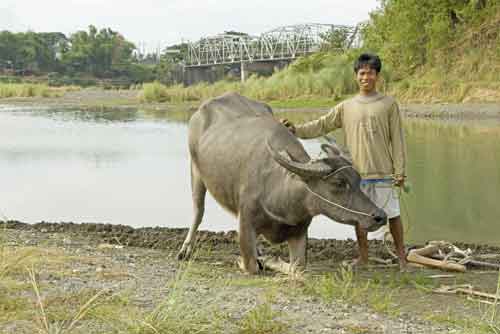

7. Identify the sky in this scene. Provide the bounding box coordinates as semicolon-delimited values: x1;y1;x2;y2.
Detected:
1;0;379;52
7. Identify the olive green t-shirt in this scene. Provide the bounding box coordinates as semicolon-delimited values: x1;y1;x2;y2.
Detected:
295;92;406;179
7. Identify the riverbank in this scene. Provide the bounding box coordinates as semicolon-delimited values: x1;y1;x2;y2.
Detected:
1;88;500;120
1;221;499;333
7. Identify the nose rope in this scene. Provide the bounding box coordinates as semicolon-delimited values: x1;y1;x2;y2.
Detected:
307;165;374;218
305;185;374;217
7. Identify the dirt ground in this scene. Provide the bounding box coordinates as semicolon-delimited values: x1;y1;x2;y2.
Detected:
1;221;499;334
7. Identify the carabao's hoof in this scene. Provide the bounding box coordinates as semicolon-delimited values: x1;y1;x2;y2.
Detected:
237;257;260;275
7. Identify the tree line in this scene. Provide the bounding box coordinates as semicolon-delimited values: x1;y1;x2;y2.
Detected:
0;25;176;84
361;0;497;77
2;1;497;87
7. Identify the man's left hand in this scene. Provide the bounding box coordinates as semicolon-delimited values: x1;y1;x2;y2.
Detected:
393;175;405;187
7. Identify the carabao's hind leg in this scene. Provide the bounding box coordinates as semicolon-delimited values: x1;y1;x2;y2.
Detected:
237;212;260;274
177;163;206;260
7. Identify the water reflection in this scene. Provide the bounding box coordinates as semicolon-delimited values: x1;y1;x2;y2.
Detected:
404;119;500;244
1;105;499;244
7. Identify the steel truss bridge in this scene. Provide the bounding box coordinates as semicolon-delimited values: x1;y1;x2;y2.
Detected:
185;23;360;68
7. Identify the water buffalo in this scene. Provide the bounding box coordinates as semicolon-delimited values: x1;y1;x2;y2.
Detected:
178;92;386;274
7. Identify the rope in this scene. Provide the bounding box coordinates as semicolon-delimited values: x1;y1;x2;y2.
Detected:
306;164;375;217
305;185;374;217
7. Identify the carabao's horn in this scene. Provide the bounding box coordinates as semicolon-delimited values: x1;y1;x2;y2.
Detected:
266;140;332;177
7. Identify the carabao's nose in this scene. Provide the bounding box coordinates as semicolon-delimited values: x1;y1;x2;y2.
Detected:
368;208;387;231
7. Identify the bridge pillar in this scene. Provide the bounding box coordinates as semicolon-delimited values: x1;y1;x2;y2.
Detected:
240;61;246;83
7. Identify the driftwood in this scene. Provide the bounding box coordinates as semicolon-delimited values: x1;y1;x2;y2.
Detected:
475;253;500;261
427;274;456;279
407;245;467;272
431;254;500;270
435;284;500;300
406;241;500;272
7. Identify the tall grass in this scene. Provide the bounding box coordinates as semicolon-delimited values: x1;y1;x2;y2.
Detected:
0;83;78;98
139;53;365;104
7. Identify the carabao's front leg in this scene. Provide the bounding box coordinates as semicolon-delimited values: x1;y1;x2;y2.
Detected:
288;232;308;270
237;213;260;274
177;164;207;260
263;232;308;275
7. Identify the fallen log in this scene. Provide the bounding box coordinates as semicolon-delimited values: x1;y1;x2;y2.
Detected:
407;246;466;272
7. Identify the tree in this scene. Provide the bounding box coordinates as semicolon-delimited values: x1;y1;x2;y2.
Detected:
319;27;354;52
361;0;496;76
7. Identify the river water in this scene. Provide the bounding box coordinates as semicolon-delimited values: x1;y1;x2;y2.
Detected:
1;105;499;244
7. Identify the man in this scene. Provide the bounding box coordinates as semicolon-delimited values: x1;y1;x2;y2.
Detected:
282;53;407;269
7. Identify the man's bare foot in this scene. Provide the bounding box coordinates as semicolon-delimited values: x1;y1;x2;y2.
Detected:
398;258;408;272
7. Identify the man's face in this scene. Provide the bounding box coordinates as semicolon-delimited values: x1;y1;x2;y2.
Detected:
356;65;378;94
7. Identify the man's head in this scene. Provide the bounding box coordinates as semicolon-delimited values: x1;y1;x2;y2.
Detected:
354;53;381;95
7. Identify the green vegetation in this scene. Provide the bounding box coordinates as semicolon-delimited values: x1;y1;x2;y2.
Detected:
363;0;500;102
139;1;499;105
303;267;413;316
139;52;377;104
0;26;160;86
237;302;289;334
2;2;497;102
0;83;79;98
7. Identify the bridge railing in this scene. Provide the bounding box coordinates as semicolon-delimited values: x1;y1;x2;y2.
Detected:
185;23;360;67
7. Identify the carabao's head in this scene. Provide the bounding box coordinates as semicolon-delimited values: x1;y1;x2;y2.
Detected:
268;141;387;232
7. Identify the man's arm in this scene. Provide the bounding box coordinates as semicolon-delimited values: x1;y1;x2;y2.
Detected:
294;104;343;139
390;102;407;184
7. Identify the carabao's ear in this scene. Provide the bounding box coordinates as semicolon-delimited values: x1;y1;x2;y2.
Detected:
321;143;341;157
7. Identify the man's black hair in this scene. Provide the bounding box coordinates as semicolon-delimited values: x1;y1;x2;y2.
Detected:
354;53;382;74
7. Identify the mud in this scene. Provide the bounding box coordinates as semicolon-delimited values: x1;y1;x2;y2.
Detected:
3;221;500;266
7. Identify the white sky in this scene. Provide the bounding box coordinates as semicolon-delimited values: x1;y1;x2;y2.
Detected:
1;0;379;52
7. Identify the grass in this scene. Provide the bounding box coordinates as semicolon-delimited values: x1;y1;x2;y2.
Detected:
237;302;289;334
130;259;227;334
302;266;500;334
303;267;396;315
0;83;79;98
139;53;363;107
268;96;343;109
303;267;440;317
28;266;109;334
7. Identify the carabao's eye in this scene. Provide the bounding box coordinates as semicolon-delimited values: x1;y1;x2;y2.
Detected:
332;180;349;189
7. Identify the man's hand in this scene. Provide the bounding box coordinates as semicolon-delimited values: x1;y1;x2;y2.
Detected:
393;175;406;187
280;118;296;134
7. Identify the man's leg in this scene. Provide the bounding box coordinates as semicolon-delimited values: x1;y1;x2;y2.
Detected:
389;215;407;269
355;224;369;265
